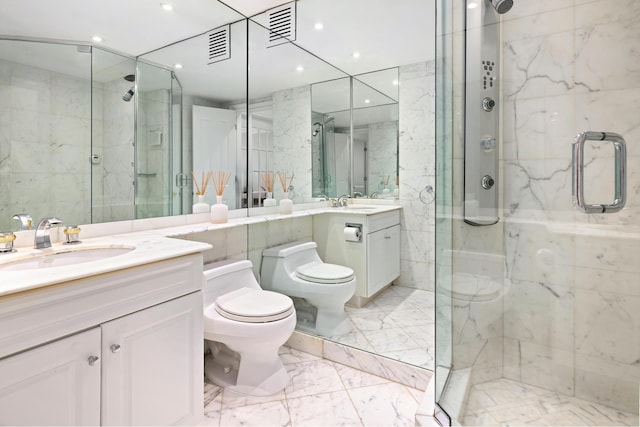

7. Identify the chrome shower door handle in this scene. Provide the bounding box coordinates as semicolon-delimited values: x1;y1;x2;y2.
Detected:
572;131;627;213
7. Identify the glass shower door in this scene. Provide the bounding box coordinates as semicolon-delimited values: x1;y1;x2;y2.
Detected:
135;61;174;219
436;1;640;425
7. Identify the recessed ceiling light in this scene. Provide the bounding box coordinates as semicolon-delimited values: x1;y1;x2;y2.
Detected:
364;99;371;104
92;35;103;43
296;65;304;72
468;2;478;9
174;63;183;69
161;3;173;11
352;51;361;59
314;22;324;30
392;80;399;86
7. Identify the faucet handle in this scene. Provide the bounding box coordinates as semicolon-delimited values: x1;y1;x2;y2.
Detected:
63;225;82;245
0;232;16;253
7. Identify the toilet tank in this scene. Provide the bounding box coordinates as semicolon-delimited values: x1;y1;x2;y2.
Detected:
202;259;261;306
260;241;322;289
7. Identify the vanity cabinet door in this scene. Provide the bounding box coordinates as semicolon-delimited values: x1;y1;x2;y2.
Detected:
100;292;203;426
0;328;101;426
367;224;401;296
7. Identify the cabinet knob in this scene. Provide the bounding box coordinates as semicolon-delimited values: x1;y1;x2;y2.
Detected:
110;344;121;353
385;235;391;239
87;355;99;366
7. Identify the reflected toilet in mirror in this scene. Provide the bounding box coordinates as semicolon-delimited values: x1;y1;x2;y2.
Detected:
202;259;295;397
260;241;356;337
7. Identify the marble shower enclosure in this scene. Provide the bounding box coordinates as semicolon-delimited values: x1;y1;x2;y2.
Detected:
449;0;640;414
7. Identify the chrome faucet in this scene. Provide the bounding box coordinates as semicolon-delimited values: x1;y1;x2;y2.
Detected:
13;213;33;230
337;194;350;207
34;217;63;249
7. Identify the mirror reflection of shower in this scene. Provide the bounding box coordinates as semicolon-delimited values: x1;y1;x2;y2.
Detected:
122;74;135;102
489;0;513;14
312;122;322;137
311;114;347;198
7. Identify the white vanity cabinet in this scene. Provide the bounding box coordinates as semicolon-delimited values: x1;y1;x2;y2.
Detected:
314;209;401;307
367;221;401;297
0;253;204;426
0;328;102;426
101;292;202;426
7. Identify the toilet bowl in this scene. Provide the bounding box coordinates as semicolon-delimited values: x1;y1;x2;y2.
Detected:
203;259;295;397
260;241;356;336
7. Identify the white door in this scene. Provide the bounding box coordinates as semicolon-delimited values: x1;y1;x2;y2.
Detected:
0;328;101;426
193;105;238;208
101;292;203;426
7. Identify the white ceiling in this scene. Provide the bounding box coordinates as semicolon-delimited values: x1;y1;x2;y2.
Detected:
0;0;435;102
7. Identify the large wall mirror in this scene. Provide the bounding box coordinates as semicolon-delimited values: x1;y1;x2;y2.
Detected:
311;69;399;199
139;12;248;211
246;16;349;207
0;0;247;231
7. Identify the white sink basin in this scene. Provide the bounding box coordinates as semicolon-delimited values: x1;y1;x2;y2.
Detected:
0;246;135;271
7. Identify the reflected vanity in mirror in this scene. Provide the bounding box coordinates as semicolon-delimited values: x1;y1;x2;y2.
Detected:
311;68;399;199
243;8;429;373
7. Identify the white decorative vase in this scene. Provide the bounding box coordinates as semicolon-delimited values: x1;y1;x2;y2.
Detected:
263;192;277;207
192;194;210;214
278;192;293;214
210;195;228;223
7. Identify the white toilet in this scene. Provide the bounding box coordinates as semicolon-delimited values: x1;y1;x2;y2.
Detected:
202;259;296;397
260;241;356;336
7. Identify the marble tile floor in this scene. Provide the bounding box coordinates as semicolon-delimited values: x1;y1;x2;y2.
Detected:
329;285;435;371
198;346;425;427
461;378;639;426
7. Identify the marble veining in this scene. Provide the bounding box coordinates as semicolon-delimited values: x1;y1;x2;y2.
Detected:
198;346;426;427
462;378;638;426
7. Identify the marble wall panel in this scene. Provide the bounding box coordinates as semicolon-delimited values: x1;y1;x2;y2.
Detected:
0;59;91;230
497;0;640;414
247;216;313;278
398;61;436;292
272;86;312;203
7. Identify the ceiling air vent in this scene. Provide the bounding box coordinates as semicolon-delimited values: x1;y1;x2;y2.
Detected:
267;2;297;47
207;25;230;64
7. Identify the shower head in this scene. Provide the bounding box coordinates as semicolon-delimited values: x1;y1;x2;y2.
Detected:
489;0;513;14
122;87;135;102
122;74;135;102
312;122;322;137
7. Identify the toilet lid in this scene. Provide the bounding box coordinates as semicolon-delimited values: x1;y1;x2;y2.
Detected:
295;261;355;284
215;288;294;323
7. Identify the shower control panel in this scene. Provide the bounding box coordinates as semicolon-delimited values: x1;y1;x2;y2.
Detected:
464;0;501;226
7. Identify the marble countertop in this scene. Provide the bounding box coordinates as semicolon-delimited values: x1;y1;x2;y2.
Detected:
0;233;212;297
0;202;401;298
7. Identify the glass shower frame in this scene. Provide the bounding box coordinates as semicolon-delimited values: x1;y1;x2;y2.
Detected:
435;0;640;425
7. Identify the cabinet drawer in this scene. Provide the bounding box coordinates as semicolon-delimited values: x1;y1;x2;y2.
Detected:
367;210;400;233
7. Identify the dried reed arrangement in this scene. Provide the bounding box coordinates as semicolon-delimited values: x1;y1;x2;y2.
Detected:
191;171;210;196
261;172;276;193
385;175;390;187
277;172;294;193
210;171;232;196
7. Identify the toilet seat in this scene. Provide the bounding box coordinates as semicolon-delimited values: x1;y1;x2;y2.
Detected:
295;261;355;284
215;288;294;323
